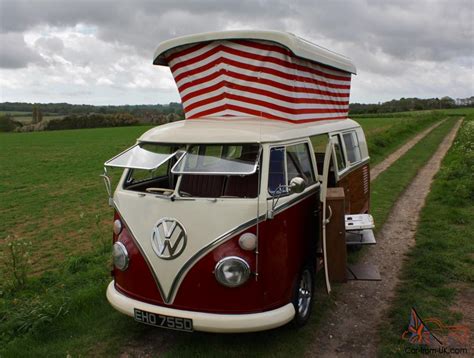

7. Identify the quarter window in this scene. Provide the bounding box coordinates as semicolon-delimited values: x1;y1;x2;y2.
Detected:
333;135;346;172
268;147;286;194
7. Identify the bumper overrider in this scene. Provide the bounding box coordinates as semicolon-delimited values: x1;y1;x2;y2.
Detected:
107;281;295;333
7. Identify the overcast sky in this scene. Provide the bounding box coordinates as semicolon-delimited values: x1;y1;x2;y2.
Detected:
0;0;472;105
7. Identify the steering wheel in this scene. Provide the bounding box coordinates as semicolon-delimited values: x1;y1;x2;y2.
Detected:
146;187;173;195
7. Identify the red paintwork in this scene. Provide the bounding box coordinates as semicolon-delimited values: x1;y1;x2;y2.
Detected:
113;213;164;304
112;191;319;314
258;192;319;309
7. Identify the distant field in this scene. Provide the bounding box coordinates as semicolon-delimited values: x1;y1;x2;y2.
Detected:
0;108;470;356
0;111;31;115
1;114;65;124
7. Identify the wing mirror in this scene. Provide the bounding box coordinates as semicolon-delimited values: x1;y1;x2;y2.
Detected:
289;176;306;194
268;177;306;219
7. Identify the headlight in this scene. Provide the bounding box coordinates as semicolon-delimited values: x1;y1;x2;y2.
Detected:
113;242;129;271
113;219;122;235
214;256;250;287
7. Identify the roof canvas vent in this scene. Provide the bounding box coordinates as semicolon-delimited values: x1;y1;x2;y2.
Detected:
154;31;356;123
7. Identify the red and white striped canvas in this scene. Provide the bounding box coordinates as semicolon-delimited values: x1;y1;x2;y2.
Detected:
165;39;352;123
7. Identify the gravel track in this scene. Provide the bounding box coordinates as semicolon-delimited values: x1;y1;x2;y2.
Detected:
370;119;445;181
306;119;462;357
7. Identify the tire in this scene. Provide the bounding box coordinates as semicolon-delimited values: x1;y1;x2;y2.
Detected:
291;263;315;327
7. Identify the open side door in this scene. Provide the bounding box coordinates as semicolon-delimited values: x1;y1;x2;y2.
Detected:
319;137;338;294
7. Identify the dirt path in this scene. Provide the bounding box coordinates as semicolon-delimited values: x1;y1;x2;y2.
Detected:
306;119;462;357
370;119;445;181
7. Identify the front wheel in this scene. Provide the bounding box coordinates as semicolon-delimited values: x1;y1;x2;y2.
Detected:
292;264;315;327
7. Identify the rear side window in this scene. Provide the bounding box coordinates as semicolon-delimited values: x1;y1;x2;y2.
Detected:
342;131;362;164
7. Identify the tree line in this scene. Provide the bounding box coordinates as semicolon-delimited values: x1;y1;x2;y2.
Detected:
0;102;184;116
348;96;464;114
1;97;472;132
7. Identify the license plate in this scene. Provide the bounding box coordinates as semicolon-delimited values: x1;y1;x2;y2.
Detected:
134;308;193;332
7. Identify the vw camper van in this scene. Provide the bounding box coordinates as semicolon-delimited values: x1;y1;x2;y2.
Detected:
102;31;372;333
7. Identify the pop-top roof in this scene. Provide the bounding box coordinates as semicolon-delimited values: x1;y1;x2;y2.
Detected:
153;30;355;123
153;30;356;74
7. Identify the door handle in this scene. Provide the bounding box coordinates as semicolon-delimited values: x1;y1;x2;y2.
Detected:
325;205;333;224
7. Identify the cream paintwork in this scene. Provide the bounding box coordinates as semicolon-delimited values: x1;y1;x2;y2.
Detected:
139;117;361;144
153;30;356;74
114;190;261;304
107;281;295;333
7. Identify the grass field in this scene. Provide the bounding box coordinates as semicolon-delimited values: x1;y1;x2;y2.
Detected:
0;108;470;357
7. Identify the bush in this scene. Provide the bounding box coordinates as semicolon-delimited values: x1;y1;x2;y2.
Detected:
0;115;22;132
45;113;139;130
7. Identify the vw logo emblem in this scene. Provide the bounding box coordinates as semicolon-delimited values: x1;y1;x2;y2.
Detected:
151;218;187;260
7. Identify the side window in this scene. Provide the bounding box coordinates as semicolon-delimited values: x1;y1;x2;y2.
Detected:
310;134;330;176
268;143;316;195
286;143;315;185
332;135;347;172
268;147;286;194
342;131;361;164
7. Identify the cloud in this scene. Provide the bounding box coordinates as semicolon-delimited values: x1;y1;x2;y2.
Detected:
35;36;65;54
0;32;45;68
2;0;471;63
0;0;472;103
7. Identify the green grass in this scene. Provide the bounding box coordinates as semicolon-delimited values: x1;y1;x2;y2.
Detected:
377;117;473;356
0;126;152;277
0;111;461;357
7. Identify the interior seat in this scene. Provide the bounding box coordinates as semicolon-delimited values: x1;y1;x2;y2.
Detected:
179;175;226;197
223;173;258;198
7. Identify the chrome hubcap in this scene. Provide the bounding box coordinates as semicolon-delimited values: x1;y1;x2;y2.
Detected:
297;270;312;317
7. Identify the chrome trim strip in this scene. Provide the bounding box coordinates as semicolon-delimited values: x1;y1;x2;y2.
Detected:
114;202;265;305
171;166;258;176
167;214;266;303
113;177;318;304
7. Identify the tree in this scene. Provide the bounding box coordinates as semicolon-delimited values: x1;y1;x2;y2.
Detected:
32;105;38;124
37;107;43;122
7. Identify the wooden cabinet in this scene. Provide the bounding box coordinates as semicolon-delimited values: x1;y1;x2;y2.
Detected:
326;187;347;283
